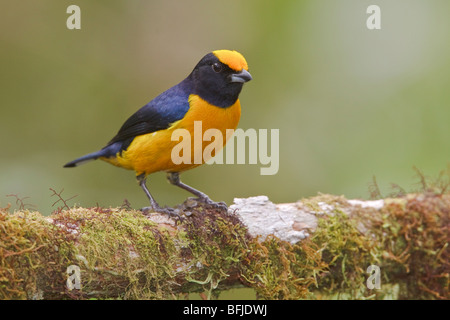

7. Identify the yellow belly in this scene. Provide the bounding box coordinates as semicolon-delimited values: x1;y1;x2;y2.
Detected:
102;94;241;176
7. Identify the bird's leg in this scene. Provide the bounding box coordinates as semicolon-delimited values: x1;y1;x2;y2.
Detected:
137;174;180;218
166;172;227;210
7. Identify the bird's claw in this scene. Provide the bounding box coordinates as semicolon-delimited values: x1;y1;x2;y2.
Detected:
141;206;183;221
197;197;228;211
140;197;227;221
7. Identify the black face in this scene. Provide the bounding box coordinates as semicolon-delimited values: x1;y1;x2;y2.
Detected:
190;53;246;108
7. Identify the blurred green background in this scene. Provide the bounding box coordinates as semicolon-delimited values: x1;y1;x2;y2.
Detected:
1;0;449;215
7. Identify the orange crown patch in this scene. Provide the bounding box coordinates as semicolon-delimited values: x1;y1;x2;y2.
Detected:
213;50;249;72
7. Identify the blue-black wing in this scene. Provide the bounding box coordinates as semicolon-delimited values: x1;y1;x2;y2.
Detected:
107;79;192;148
63;79;193;168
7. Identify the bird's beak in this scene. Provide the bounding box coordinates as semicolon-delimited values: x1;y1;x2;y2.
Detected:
230;69;252;83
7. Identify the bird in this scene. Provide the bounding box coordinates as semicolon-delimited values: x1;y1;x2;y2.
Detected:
64;50;252;217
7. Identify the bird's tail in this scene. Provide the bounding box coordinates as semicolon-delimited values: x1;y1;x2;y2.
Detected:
63;143;122;168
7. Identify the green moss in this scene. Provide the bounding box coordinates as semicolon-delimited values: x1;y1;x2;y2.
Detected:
63;208;179;299
241;236;314;299
0;209;75;299
301;193;347;213
241;192;449;300
178;204;252;299
308;210;378;299
368;193;450;299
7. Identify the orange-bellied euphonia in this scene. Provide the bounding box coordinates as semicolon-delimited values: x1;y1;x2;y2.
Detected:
64;50;252;216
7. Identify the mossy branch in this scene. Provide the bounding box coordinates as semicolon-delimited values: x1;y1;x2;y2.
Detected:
0;192;448;300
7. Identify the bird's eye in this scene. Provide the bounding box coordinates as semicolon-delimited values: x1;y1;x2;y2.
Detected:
212;62;223;73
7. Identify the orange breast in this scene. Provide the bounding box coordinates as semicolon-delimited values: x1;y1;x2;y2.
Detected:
105;94;241;176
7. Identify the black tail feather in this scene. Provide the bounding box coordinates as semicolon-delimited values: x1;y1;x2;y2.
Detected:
63;150;104;167
63;142;123;168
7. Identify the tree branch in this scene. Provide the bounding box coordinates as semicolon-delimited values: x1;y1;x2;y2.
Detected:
0;192;448;300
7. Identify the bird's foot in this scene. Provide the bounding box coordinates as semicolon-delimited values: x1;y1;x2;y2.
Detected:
196;197;228;211
141;205;183;221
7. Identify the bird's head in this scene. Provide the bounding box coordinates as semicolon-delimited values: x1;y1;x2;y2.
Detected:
190;50;252;108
